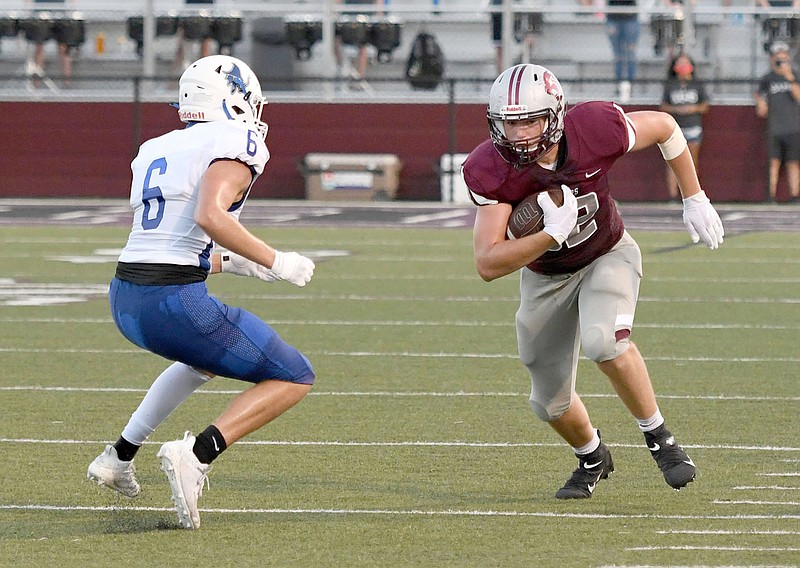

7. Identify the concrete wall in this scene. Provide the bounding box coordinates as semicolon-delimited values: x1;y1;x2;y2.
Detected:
0;101;776;202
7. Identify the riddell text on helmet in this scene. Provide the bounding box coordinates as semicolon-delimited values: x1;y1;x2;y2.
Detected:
179;110;206;121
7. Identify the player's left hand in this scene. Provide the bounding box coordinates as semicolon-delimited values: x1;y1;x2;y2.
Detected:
682;190;724;250
220;251;280;282
272;250;315;287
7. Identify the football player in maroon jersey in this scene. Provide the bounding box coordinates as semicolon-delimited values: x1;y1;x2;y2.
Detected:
463;63;724;499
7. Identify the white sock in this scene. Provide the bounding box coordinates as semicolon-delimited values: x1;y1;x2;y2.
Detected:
121;362;211;445
573;429;601;456
637;410;664;433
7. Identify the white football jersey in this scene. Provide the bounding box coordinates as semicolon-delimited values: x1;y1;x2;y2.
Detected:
119;121;269;269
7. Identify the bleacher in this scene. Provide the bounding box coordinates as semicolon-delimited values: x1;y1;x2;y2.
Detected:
0;0;793;104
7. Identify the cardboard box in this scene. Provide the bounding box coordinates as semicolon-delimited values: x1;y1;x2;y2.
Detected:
303;153;402;201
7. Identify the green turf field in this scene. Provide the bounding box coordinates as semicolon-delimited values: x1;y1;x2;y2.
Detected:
1;224;798;567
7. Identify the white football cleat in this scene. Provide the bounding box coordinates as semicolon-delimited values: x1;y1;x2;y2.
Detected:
157;432;210;530
87;445;141;498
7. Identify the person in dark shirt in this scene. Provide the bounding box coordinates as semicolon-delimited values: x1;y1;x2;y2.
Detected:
660;53;709;201
463;63;724;500
755;41;800;202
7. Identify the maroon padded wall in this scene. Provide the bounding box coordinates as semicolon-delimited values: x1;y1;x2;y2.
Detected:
607;104;771;202
0;101;775;202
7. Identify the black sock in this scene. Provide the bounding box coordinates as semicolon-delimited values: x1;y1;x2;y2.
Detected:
193;425;227;465
113;437;140;462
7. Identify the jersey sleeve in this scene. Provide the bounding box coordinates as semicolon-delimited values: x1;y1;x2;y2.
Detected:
568;101;632;160
208;122;270;177
461;140;506;206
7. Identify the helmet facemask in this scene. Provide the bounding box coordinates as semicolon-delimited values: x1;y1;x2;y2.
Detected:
488;107;559;166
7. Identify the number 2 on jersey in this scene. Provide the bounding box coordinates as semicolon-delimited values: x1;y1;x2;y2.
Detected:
550;192;600;251
141;157;167;230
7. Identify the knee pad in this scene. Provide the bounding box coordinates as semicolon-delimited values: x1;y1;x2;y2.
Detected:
529;396;569;422
582;324;627;363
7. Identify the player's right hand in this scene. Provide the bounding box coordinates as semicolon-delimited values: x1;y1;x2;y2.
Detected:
538;185;578;246
272;250;315;287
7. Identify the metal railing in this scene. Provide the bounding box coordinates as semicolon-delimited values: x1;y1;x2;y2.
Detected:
0;1;795;105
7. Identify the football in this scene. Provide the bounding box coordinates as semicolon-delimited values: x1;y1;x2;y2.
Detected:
506;189;564;240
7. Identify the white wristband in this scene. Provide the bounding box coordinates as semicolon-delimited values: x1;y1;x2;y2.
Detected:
657;124;688;161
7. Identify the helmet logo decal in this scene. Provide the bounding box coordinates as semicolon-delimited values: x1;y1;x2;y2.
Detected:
220;63;248;97
543;71;559;98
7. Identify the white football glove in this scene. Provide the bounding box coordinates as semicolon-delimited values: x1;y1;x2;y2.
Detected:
272;250;315;287
682;190;724;250
220;251;279;283
537;185;578;246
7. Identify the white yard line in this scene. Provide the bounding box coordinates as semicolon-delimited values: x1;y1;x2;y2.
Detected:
1;385;799;404
2;503;800;522
2;346;800;364
2;437;799;452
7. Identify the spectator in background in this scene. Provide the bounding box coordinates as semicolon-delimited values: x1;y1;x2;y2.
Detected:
755;41;800;202
335;0;380;80
660;53;709;202
28;0;73;85
488;0;543;73
490;0;505;73
605;0;640;103
187;0;214;58
175;0;215;71
756;0;800;59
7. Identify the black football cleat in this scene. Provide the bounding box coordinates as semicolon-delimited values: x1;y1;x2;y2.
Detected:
645;424;696;490
555;438;615;499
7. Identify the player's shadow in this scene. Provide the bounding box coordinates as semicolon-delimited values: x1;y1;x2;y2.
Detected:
99;509;182;534
653;230;743;254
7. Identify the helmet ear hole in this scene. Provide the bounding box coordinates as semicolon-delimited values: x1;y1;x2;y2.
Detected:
230;105;246;116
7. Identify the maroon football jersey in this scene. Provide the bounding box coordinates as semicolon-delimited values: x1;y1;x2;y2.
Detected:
463;101;630;275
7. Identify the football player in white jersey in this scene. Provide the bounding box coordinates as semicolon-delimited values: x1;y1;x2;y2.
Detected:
88;55;316;530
